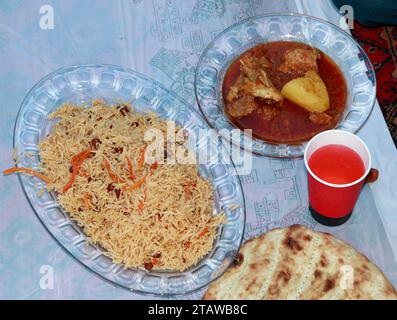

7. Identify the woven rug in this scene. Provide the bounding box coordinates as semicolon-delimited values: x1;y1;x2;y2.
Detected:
351;21;397;147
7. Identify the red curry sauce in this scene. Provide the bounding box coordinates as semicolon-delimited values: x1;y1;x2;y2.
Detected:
222;41;347;143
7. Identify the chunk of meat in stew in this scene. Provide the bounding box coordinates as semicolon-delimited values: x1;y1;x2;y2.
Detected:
239;80;282;103
309;112;333;125
228;95;257;118
240;55;271;81
226;53;283;118
278;48;319;76
226;76;243;102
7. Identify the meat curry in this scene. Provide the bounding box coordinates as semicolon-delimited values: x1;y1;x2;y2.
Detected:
222;41;347;143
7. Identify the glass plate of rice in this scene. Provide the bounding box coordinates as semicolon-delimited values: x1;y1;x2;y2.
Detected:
12;64;246;296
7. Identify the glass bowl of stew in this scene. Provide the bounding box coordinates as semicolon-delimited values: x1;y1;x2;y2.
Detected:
195;13;376;158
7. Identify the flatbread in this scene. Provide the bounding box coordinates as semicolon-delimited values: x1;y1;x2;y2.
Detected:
203;225;397;300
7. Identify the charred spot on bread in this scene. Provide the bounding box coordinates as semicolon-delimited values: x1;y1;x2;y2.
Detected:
283;236;303;251
233;253;244;266
320;254;329;267
277;269;291;283
323;278;336;292
314;270;322;279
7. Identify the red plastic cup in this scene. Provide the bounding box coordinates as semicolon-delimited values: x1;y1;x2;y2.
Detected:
304;130;372;226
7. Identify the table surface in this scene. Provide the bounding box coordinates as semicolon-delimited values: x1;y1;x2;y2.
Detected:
0;0;396;299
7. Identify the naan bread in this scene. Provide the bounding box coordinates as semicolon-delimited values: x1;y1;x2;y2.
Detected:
204;225;397;300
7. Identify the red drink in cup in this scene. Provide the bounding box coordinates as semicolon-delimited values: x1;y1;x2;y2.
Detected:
309;145;365;185
304;130;373;226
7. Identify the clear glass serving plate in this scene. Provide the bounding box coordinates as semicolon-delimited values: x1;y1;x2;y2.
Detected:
195;13;376;158
13;64;245;296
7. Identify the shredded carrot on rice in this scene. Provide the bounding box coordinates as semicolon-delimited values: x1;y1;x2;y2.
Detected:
125;156;136;180
62;149;91;193
2;167;50;183
198;227;209;238
103;158;125;183
138;145;146;169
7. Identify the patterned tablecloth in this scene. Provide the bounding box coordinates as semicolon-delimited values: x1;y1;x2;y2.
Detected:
0;0;396;299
